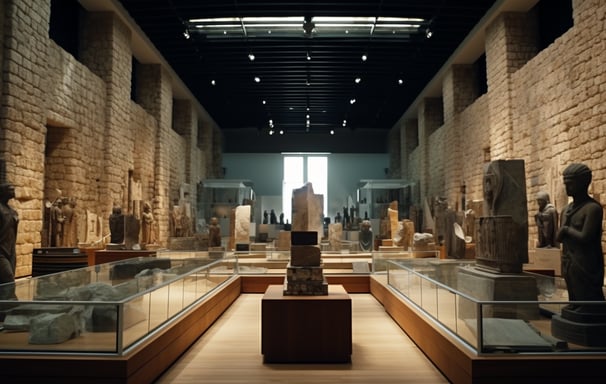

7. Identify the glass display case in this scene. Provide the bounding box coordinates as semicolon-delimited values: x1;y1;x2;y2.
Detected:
356;179;414;220
0;256;237;355
386;258;606;354
197;179;255;231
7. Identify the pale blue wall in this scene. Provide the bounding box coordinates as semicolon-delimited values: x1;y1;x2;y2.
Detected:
221;153;389;221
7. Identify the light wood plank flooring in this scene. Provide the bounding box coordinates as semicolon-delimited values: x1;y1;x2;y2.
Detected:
154;293;449;383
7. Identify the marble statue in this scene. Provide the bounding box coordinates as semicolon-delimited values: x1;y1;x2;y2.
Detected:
534;191;558;248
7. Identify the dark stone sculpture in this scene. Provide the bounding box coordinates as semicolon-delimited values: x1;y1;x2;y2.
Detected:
0;176;18;300
269;209;277;224
108;205;125;244
534;191;558;248
359;220;373;252
556;163;605;304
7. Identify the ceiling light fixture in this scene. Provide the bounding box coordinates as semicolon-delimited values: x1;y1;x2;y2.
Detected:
262;100;266;104
211;79;216;85
254;76;261;83
361;54;368;61
306;52;311;61
425;28;432;39
330;129;335;135
398;78;404;85
355;77;361;84
248;53;255;61
183;29;190;39
279;129;284;135
350;98;356;104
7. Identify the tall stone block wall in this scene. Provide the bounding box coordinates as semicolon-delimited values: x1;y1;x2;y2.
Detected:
400;1;606;260
0;0;50;276
0;1;219;276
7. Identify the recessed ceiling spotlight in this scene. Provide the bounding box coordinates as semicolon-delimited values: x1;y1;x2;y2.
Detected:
248;53;255;61
426;28;432;39
269;129;274;135
267;30;272;34
398;78;404;85
307;52;311;61
254;76;261;83
355;77;361;84
289;107;294;110
183;29;190;39
306;107;310;111
279;129;284;135
262;100;267;105
223;30;227;35
211;79;216;86
361;54;368;61
350;98;356;104
330;129;335;135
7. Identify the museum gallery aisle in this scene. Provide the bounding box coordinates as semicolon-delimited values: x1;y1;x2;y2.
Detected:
154;293;448;383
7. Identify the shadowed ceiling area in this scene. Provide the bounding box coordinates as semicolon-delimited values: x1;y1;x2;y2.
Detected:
100;1;501;152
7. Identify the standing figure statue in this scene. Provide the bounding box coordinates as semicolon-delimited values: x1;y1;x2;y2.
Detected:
556;163;605;306
535;191;559;248
50;198;64;247
0;178;18;300
141;201;154;245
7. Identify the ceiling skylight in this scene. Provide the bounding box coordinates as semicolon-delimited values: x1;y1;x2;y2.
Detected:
187;16;427;39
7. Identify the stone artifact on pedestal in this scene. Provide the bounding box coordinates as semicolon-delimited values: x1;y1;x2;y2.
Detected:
230;204;251;250
551;163;606;346
291;182;324;245
328;222;342;251
458;159;539;321
358;220;373;252
108;205;125;245
283;231;328;295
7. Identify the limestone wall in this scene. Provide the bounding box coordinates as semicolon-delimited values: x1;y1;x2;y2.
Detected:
0;0;220;277
396;0;606;258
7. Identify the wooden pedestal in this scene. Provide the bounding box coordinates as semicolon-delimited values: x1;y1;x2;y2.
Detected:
261;284;352;363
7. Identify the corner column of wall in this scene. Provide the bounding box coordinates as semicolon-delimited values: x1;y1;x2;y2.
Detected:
198;121;212;179
400;119;418;184
211;126;223;178
136;64;173;245
388;126;401;178
485;11;538;160
0;0;50;276
417;98;443;202
442;65;477;205
80;12;133;216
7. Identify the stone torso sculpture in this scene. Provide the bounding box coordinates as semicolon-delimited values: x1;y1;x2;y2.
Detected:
556;163;605;303
535;191;558;248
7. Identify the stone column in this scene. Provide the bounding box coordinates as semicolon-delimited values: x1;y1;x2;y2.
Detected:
387;126;401;178
485;12;538;159
417;98;443;203
400;119;418;185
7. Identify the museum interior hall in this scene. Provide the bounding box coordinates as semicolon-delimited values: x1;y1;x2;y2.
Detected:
2;0;606;383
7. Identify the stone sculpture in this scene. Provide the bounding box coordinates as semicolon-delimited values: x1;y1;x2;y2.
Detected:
141;201;154;245
108;205;125;244
556;163;604;304
534;191;558;248
208;216;222;248
0;166;18;300
358;220;373;252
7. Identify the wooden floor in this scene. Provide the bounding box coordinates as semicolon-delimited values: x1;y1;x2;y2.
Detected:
153;293;449;383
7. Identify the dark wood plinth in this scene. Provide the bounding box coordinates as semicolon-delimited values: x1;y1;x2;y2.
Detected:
261;284;352;363
92;250;157;265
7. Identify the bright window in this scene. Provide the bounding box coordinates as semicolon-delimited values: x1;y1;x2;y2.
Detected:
282;154;328;223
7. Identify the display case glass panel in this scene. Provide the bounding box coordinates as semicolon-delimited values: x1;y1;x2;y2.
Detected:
197;179;255;227
0;256;237;356
386;258;606;354
356;179;414;220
